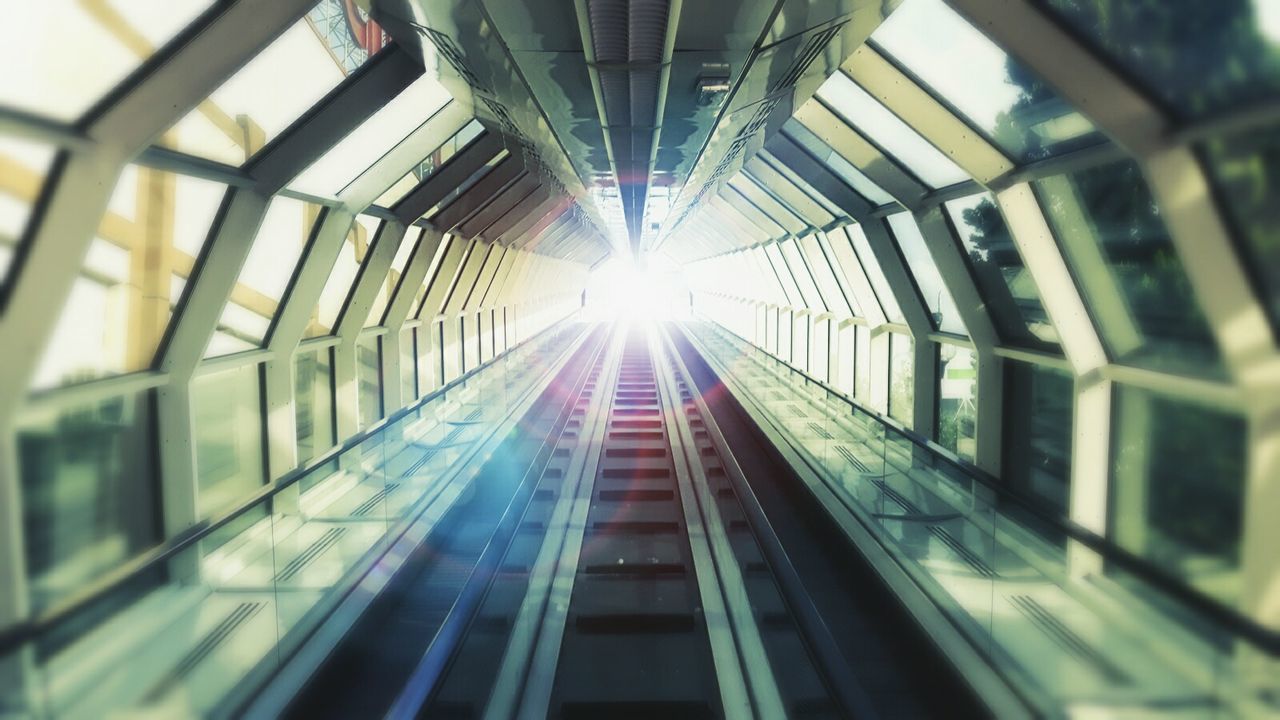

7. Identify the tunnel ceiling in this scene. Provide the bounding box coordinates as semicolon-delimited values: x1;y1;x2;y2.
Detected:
368;0;893;258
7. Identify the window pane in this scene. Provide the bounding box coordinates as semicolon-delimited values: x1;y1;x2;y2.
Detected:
886;213;966;335
305;216;366;338
888;332;914;427
844;224;904;323
422;149;511;220
854;324;872;401
815;73;968;188
0;137;58;288
946;193;1059;350
938;345;977;461
34;165;226;389
1201;126;1280;330
206;196;319;357
18;392;159;611
295;346;335;466
376;121;485;208
366;224;414;327
401;327;418;402
800;236;856;317
0;1;215;121
1111;385;1246;608
1041;0;1280;120
1003;361;1073;523
159;10;368;166
1035;159;1223;378
784;122;896;205
872;0;1100;162
759;150;847;218
357;335;383;428
780;240;825;311
289;75;453;196
193;363;265;518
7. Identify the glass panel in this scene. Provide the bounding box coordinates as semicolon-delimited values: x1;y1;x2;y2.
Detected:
305;215;368;338
886;213;966;335
815;73;968;188
800;237;856;317
783;121;896;205
366;224;415;327
1;1;215;121
854;324;872;401
422;149;511;220
1035;159;1223;378
1201;126;1280;330
1003;360;1073;522
871;0;1099;162
1041;0;1280;120
759;150;846;218
288;74;454;196
206;196;319;357
357;334;383;428
295;346;335;466
888;332;914;428
193;363;265;517
1110;385;1246;608
18;392;159;611
375;120;485;208
0;137;58;288
34;165;227;389
946;192;1059;349
842;224;904;323
159;9;372;166
780;240;825;310
937;345;977;461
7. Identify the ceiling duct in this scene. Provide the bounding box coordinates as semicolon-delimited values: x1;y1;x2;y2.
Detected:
579;0;678;254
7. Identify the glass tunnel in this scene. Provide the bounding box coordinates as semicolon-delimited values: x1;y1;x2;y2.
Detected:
0;0;1277;718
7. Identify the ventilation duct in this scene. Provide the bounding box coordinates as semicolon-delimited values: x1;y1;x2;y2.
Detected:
580;0;677;253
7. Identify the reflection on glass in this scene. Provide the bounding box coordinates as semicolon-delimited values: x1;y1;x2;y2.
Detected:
889;332;915;428
1003;361;1073;521
937;345;976;461
357;334;383;428
194;363;265;517
947;193;1059;349
783;121;896;205
0;137;57;287
1201;126;1280;330
376;120;484;208
872;0;1099;161
886;213;966;336
815;73;968;188
34;164;227;389
289;74;453;196
1042;0;1280;119
295;346;335;467
18;392;160;611
1111;385;1245;608
843;224;905;323
0;2;214;121
159;11;375;165
207;196;319;357
1035;159;1223;377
